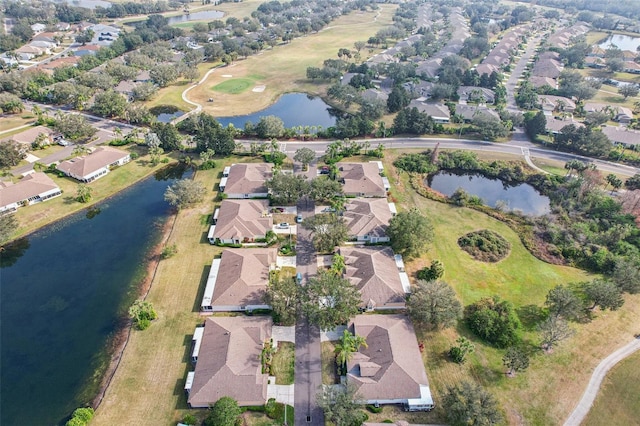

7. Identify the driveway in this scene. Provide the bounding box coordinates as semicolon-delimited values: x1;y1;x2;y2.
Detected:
505;32;545;112
294;198;325;426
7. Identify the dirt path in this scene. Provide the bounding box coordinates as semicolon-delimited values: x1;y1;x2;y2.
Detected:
563;337;640;426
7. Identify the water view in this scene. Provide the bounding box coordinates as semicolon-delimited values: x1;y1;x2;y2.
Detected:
427;172;551;216
150;105;185;123
166;10;224;25
216;93;338;129
0;166;185;425
598;34;640;52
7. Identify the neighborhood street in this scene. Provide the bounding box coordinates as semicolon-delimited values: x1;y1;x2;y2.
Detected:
505;33;545;112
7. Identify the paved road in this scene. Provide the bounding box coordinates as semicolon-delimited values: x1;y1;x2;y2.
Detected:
505;31;545;112
564;337;640;426
294;198;324;426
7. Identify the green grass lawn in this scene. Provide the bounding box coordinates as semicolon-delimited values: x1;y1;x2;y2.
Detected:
272;342;295;385
321;341;339;385
212;76;262;94
583;351;640;426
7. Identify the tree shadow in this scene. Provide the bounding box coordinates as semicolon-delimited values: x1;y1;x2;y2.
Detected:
517;304;547;331
192;264;211;313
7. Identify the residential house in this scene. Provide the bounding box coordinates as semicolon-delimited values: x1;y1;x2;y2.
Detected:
5;126;57;147
532;58;563;79
56;22;71;31
601;125;640;149
529;76;557;89
200;248;276;312
56;146;130;183
343;198;395;243
36;56;79;74
457;86;495;104
361;89;389;103
186;316;272;407
219;163;272;198
337;162;387;197
545;117;584;134
74;44;101;56
416;58;442;79
0;172;62;213
538;95;576;113
15;45;44;61
340;246;410;310
114;80;137;100
402;80;434;98
346;315;434;411
475;63;500;77
585;56;606;68
589;46;606;58
408;101;451;123
134;70;151;83
209;199;272;245
454;104;500;122
31;23;47;34
623;61;640;74
615;107;634;123
32;32;59;46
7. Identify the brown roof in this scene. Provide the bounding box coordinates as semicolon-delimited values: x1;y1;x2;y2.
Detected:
37;56;79;71
4;126;55;145
347;314;429;401
211;248;276;307
340;246;406;309
224;163;272;195
545;118;584;134
338;162;386;197
57;146;128;180
213;199;272;241
343;198;392;238
602;126;640;146
188;316;272;407
0;172;60;208
529;76;557;88
532;58;563;78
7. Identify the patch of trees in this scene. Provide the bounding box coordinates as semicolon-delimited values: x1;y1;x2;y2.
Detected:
392;107;442;135
0;141;26;169
303;213;349;253
204;396;241;426
407;280;462;329
458;230;511;262
177;113;236;155
465;296;521;347
554;125;612;158
387;208;434;259
129;300;157;330
164;179;206;209
300;271;361;330
443;381;503;426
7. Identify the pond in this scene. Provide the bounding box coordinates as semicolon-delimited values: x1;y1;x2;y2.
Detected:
215;93;338;130
598;34;640;52
0;165;186;425
166;10;224;25
150;105;185;123
426;171;551;216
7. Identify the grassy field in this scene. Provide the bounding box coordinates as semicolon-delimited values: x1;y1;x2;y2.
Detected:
188;4;397;116
583;350;640;426
0;114;35;132
10;145;171;241
272;342;295;385
212;75;263;94
382;150;640;425
91;156;262;426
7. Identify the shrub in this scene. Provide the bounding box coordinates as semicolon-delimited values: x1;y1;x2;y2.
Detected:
129;300;158;330
458;230;511;262
464;296;521;347
161;243;178;259
109;138;130;146
181;414;197;425
199;159;216;170
417;260;444;281
366;404;383;413
65;407;94;426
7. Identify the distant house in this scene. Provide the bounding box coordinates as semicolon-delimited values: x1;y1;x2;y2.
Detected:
56;22;71;31
532;58;563;78
134;70;151;83
538;95;576;113
15;45;44;60
615;107;634;124
623;61;640;74
36;56;79;74
457;86;495;104
454;104;500;122
200;248;276;312
32;32;59;46
340;246;410;310
113;80;137;99
31;23;47;34
475;63;500;77
56;146;130;183
409;101;451;123
585;56;606;68
30;40;57;50
529;76;557;89
74;44;101;56
219;163;272;198
346;315;434;411
361;88;389;103
5;126;57;147
415;58;442;78
186;316;272;408
337;162;387;197
545;117;584;135
601;126;640;149
209;199;272;245
343;198;395;243
0;172;62;213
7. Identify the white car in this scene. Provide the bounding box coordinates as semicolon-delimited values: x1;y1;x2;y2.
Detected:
58;139;70;146
277;222;290;229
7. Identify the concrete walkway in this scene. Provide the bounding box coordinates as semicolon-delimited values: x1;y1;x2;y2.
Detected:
564;337;640;426
267;382;295;406
272;325;296;344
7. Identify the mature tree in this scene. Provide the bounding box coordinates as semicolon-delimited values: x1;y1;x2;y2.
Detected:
256;115;285;139
416;259;445;281
105;63;138;81
465;296;521;347
75;184;93;203
539;316;574;351
407;280;462;329
164;179;206;209
387;85;411;113
523;110;546;138
334;329;367;374
150;64;179;87
293;147;316;168
443;381;503;426
618;84;639;100
128;300;157;330
605;173;623;192
75;29;94;44
301;271;360;330
545;285;583;320
0;214;18;245
265;272;299;326
91;90;127;118
625;174;640;190
266;173;310;205
502;347;529;376
53;113;97;142
131;82;158;101
188;114;236;155
473;114;509;141
0;140;26;169
303;213;348;253
317;383;368;426
555;125;611;157
310;176;343;203
449;336;475;364
515;81;539;110
583;279;625;311
611;258;640;294
607;57;625;73
387;209;434;259
0;92;24;113
152;122;182;152
204;397;241;426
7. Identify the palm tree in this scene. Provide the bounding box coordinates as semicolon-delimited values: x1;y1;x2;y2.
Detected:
334;329;368;375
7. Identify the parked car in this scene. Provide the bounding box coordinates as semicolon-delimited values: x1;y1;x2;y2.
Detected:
277;222;290;229
296;214;303;223
320;166;330;174
58;139;69;146
296;272;303;283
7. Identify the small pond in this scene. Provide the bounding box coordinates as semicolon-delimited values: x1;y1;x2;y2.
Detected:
215;93;338;130
150;105;185;123
598;34;640;52
426;171;551;216
166;10;224;25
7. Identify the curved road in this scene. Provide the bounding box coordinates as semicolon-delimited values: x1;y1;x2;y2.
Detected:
564;338;640;426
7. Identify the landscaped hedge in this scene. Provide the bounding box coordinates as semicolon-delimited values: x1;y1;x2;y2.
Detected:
458;230;511;262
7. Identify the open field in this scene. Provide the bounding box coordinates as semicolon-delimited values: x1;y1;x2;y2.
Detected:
382;151;640;425
10;146;171;241
0;114;34;132
583;350;640;426
212;75;264;94
188;4;397;116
